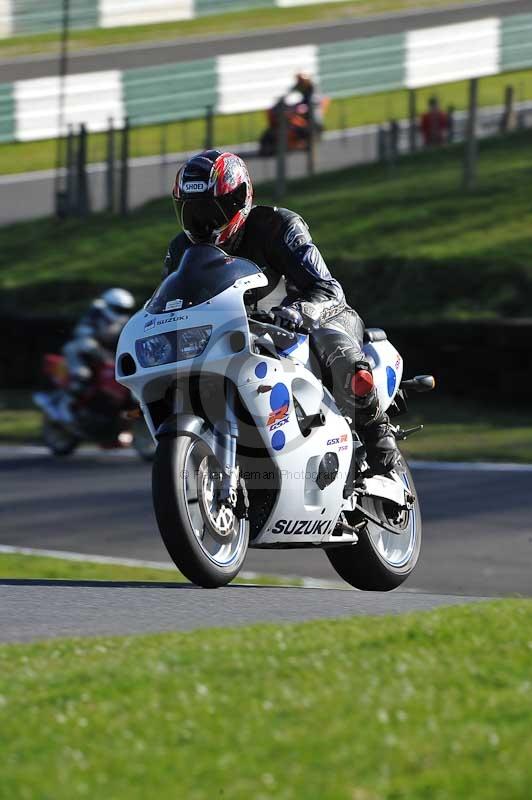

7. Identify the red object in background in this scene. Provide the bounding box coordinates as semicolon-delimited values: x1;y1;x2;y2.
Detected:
262;96;330;154
43;354;69;388
420;108;449;146
90;360;129;405
42;353;129;406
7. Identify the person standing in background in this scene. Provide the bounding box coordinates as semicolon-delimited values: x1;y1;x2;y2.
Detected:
420;96;449;146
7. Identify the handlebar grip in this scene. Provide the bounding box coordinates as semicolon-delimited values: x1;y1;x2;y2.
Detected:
248;319;299;348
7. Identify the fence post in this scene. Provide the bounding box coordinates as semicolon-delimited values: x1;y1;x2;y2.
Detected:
106;117;115;213
160;121;168;196
64;124;76;216
447;105;455;143
76;123;89;217
306;91;316;176
463;78;479;191
204;106;214;151
500;85;516;133
54;0;71;219
120;117;130;217
275;98;287;202
408;89;417;153
389;119;399;163
377;126;386;162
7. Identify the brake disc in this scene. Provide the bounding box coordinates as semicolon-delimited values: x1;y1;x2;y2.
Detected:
197;459;236;541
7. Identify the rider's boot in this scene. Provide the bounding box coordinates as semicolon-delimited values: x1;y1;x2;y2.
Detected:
350;362;400;474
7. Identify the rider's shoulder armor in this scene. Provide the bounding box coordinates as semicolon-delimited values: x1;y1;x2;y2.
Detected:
245;205;307;242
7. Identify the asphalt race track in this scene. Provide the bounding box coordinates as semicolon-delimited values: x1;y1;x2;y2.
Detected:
0;0;528;83
0;582;491;643
1;446;530;641
1;447;531;595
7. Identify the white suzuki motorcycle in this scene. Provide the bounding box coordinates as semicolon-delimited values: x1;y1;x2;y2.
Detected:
116;245;434;590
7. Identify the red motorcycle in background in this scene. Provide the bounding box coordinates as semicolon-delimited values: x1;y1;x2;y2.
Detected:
33;353;154;460
258;95;330;156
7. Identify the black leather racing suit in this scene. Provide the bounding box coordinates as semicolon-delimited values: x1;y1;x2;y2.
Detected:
165;206;363;409
164;205;396;469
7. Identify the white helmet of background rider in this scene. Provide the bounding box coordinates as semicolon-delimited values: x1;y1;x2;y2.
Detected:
87;288;135;347
99;288;135;324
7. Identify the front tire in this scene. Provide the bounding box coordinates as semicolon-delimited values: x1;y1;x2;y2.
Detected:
152;435;249;588
42;419;79;457
326;456;422;591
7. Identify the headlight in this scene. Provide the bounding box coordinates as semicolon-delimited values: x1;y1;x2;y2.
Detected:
135;334;174;368
135;326;211;368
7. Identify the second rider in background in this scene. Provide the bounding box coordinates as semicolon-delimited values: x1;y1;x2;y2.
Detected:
61;288;135;422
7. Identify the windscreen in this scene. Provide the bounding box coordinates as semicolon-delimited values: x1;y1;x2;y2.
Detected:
146;244;261;314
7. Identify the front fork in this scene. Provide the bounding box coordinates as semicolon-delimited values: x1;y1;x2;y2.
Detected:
214;380;240;508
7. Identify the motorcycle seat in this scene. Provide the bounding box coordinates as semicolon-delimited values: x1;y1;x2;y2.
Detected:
364;327;387;343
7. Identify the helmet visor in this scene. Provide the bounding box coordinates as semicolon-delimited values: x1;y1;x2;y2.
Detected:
175;197;229;243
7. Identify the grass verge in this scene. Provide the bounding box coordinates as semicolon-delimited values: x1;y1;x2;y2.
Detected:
0;600;531;799
2;394;532;462
0;0;476;60
0;551;302;586
2;67;531;176
401;397;532;463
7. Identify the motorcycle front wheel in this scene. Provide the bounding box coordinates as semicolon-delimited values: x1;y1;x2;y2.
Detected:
42;419;79;457
152;435;249;588
326;455;422;591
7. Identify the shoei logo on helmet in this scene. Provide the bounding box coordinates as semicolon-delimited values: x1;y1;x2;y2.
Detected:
183;181;207;193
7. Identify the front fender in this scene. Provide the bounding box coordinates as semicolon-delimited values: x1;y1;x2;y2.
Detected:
155;413;216;455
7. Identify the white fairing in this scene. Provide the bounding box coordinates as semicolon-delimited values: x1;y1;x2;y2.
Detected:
364;339;403;414
116;271;405;547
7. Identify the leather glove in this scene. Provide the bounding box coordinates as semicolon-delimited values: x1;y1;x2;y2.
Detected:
271;306;303;331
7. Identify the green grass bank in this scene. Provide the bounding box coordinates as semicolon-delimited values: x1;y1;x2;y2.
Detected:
2;131;532;323
1;600;531;799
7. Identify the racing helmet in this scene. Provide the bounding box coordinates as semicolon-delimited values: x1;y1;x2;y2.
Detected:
90;288;135;349
172;150;253;248
99;288;135;324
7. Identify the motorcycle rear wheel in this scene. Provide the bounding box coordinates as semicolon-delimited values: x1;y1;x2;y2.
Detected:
326;455;421;591
152;435;249;588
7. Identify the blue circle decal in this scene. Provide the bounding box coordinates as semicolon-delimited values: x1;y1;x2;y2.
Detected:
386;366;397;397
255;361;268;379
271;430;286;451
270;383;290;411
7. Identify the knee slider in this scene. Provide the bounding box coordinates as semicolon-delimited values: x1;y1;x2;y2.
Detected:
350;361;374;398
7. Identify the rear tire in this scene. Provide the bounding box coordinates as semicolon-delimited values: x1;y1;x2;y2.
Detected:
42;419;79;457
152;435;249;588
326;456;421;591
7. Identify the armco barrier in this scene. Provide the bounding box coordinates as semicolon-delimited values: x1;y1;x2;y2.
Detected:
2;314;532;404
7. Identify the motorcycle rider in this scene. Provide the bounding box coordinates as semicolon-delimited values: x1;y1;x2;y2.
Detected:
164;150;399;473
290;72;325;134
60;288;135;423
